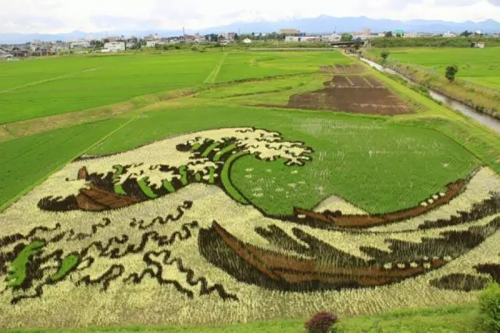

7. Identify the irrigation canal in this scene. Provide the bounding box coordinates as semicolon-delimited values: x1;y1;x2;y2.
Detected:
359;56;500;134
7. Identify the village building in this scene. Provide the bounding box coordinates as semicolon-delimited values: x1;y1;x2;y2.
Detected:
0;48;13;59
443;31;457;38
70;40;91;49
8;46;29;57
102;42;126;53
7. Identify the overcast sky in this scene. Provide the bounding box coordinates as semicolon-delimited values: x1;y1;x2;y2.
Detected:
1;0;500;34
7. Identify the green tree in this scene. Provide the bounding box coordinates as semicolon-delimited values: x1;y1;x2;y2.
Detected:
341;33;353;42
461;30;473;37
385;31;393;38
90;40;104;49
479;283;500;332
445;65;459;82
381;51;391;62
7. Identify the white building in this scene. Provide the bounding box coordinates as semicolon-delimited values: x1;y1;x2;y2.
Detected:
146;40;165;48
285;36;321;43
243;38;252;44
321;34;342;42
443;31;457;38
102;42;126;53
70;40;91;49
0;49;13;59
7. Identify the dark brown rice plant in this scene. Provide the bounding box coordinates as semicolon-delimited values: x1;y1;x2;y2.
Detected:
305;311;338;333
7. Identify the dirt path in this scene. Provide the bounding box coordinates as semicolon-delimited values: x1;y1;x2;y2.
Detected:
204;52;228;84
0;67;105;94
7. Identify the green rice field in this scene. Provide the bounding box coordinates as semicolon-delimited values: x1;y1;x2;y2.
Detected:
366;47;500;90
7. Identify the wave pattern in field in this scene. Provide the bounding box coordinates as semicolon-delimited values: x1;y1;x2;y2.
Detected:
0;128;499;328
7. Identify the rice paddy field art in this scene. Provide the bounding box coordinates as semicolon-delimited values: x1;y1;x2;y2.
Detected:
1;50;500;330
1;126;499;328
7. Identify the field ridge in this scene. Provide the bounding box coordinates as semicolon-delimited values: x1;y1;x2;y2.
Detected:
204;52;228;83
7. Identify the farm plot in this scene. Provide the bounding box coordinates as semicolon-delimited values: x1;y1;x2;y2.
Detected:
288;75;412;115
215;52;352;82
366;47;500;90
0;128;498;329
0;53;221;124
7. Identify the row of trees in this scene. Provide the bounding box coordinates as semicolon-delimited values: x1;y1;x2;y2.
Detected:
371;36;498;48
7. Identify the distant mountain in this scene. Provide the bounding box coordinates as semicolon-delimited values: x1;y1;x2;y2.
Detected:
203;16;500;35
1;16;499;44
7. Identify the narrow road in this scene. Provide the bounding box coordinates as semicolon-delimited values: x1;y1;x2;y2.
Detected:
204;52;228;84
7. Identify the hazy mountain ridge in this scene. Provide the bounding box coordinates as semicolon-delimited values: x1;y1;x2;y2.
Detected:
1;16;499;44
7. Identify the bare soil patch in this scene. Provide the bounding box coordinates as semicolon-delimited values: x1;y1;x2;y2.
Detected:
288;75;413;116
0;126;15;142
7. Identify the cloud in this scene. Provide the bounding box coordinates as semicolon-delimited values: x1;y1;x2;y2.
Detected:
0;0;499;34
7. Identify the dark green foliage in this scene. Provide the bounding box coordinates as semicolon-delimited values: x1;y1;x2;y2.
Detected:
446;65;459;82
381;51;391;62
479;283;500;332
305;312;338;333
341;34;353;42
370;37;500;48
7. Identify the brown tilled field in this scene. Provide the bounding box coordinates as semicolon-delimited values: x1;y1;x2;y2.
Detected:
288;75;412;115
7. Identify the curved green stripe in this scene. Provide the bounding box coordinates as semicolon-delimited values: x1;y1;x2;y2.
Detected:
179;166;189;186
214;144;238;162
49;254;79;282
112;165;126;195
221;152;249;204
208;167;216;184
191;143;202;152
138;178;158;199
163;180;176;193
202;142;221;158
